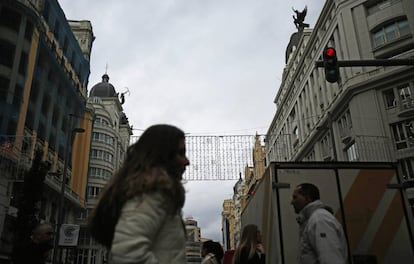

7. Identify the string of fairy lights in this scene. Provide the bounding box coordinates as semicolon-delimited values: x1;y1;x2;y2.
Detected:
130;134;266;181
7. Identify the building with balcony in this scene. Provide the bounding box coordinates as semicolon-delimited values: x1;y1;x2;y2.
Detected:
75;73;132;264
266;0;414;203
0;0;94;262
244;135;266;200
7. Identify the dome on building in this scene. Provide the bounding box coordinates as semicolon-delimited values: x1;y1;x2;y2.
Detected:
89;74;117;97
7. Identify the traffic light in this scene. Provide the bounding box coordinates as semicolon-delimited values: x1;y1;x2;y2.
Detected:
323;47;340;83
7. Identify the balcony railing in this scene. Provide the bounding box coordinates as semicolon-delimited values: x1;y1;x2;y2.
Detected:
268;133;394;162
45;173;85;208
399;98;414;117
353;135;393;161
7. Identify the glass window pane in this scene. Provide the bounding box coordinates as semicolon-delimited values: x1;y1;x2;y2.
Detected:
373;30;385;47
385;24;397;41
398;20;410;36
383;89;396;108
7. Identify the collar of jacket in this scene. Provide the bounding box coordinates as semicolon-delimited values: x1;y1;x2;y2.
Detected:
296;200;324;225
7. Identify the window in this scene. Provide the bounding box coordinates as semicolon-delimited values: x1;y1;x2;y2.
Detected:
13;84;23;106
293;127;299;138
398;84;412;100
0;7;21;32
41;94;50;115
18;52;28;76
399;158;414;179
372;19;411;48
24;21;33;40
7;119;17;136
89;167;112;179
78;209;90;220
391;120;414;149
398;84;413;109
320;134;331;158
95;117;110;127
76;249;89;264
77;228;90;245
91;149;113;162
289;109;296;120
338;110;352;131
0;77;10;103
305;150;315;161
0;41;15;67
346;143;359;161
87;186;101;198
383;88;396;108
407;122;414;146
92;132;114;145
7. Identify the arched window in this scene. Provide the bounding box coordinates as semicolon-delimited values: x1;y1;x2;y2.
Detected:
372;19;410;48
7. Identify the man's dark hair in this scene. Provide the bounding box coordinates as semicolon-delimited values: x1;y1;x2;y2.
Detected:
297;183;320;201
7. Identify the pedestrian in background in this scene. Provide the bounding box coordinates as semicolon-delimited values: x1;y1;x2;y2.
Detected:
89;124;190;264
223;249;235;264
291;183;348;264
201;240;224;264
12;223;54;264
233;224;265;264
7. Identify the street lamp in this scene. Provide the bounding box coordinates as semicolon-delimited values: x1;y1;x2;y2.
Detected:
52;126;85;264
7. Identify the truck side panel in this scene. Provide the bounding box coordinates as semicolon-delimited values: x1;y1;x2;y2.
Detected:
241;162;414;264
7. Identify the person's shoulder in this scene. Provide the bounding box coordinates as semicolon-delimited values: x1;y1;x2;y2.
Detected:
128;191;166;205
308;208;329;221
310;207;341;224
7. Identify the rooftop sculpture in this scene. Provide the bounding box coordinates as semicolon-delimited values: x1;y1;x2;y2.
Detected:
293;6;310;31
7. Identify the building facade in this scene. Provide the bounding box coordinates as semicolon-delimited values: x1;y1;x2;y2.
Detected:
221;134;266;250
75;73;132;264
266;0;414;200
0;0;94;262
185;217;202;264
231;176;244;250
222;198;235;251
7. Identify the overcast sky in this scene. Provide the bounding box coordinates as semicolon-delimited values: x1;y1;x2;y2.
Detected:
58;0;325;243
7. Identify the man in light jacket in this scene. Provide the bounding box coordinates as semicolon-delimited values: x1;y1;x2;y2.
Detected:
291;183;348;264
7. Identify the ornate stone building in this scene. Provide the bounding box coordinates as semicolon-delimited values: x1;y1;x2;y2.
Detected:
221;134;266;250
266;0;414;207
75;73;132;264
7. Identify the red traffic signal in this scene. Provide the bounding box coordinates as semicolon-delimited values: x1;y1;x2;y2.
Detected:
323;47;340;83
325;47;336;58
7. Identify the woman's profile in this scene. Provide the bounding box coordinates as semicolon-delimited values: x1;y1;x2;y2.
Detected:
89;124;190;264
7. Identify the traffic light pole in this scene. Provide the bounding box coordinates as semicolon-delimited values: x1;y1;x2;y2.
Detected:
315;58;414;68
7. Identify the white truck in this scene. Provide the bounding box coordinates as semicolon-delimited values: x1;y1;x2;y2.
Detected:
241;162;414;264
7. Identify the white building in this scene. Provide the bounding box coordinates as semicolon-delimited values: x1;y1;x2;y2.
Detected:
75;73;132;264
266;0;414;204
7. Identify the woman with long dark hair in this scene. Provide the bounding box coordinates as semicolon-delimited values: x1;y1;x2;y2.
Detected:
233;224;265;264
89;124;189;263
201;240;224;264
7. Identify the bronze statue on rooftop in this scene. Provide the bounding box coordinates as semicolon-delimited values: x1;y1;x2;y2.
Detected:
293;6;310;31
